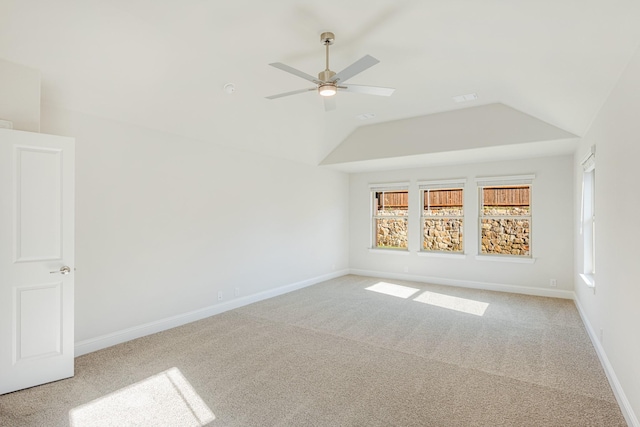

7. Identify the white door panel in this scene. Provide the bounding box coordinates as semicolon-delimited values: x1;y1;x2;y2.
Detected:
15;146;63;261
0;128;75;394
16;282;62;360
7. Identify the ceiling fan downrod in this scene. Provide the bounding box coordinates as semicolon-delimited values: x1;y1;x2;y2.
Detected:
318;32;336;82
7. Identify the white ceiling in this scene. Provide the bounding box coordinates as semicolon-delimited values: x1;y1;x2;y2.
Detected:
1;0;639;168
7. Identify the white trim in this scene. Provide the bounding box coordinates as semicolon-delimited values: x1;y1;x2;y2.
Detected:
475;255;536;264
369;181;410;191
417;178;466;189
580;176;585;235
75;270;349;356
475;174;535;186
581;169;595;270
581;144;596;165
349;269;573;299
368;248;411;255
579;273;596;288
417;251;466;259
582;154;596;173
574;298;639;427
581;145;596;172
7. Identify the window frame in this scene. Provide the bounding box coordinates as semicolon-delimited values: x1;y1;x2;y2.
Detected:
418;179;466;255
580;147;596;287
476;175;534;259
369;183;410;252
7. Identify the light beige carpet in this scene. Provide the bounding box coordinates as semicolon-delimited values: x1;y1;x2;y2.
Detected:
0;275;626;426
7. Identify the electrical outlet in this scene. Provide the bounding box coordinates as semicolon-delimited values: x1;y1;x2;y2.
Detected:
550;279;557;287
234;287;240;297
217;291;223;301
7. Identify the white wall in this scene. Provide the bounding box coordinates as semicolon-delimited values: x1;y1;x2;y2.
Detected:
0;58;40;131
41;106;349;343
573;45;640;425
349;155;574;297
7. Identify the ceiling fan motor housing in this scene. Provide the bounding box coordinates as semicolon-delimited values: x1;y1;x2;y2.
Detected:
318;70;336;82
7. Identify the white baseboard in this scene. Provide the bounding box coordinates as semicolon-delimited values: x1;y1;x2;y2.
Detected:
573;298;639;427
75;269;349;357
349;269;575;299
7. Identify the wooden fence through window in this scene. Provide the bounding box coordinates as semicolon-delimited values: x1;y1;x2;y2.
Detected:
376;186;530;209
483;186;529;207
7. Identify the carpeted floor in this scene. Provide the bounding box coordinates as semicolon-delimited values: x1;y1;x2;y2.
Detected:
0;275;626;426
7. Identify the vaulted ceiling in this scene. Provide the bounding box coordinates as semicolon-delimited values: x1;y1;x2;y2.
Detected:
1;0;639;169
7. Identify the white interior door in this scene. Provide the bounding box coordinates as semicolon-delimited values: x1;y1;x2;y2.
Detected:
0;128;75;394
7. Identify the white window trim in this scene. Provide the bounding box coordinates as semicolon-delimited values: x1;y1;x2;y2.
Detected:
418;252;467;259
369;248;412;255
369;182;410;251
476;174;535;260
369;182;411;192
418;178;467;188
580;146;596;234
580;273;595;288
475;255;536;264
418;179;466;255
475;174;535;186
580;146;596;288
581;146;596;173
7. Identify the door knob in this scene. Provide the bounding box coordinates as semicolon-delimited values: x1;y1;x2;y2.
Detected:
50;266;71;275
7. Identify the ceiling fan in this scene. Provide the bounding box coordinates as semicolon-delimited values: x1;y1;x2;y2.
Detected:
266;32;395;111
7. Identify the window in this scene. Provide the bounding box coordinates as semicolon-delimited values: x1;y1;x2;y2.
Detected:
371;184;409;250
419;180;465;253
581;147;595;286
477;175;534;257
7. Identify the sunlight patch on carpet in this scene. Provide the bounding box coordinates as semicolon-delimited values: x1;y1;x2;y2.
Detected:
69;367;215;427
366;282;421;299
413;291;489;316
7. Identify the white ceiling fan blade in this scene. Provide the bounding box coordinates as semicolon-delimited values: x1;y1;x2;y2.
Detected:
323;97;336;112
330;55;380;84
341;84;395;96
269;63;320;84
266;88;315;100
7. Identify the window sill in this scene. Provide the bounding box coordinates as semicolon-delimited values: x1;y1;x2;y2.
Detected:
417;251;466;259
369;248;411;255
474;255;536;264
580;273;595;288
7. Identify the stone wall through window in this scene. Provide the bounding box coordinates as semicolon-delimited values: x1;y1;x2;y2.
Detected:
479;184;531;257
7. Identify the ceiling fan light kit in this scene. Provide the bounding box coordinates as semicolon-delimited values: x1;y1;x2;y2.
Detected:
266;31;395;110
318;84;337;97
